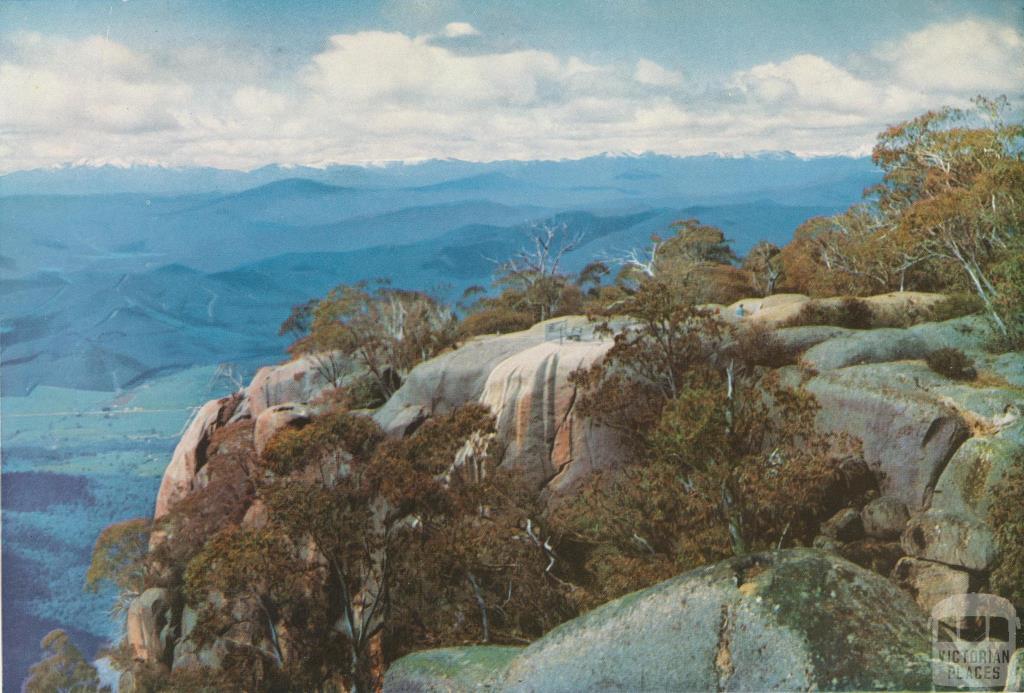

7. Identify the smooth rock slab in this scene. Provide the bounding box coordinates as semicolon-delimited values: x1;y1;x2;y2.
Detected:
499;548;932;692
480;339;618;491
154;395;239;519
802;363;969;509
931;427;1024;521
1006;648;1024;692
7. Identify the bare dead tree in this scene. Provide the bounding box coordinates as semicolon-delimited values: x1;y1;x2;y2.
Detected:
492;222;585;321
497;222;584;284
210;363;246;392
604;236;663;287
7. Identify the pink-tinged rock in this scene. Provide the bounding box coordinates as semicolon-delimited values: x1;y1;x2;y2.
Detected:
126;588;170;663
246;351;348;418
373;327;549;437
253;403;311;457
154;395;239;519
480;339;622;492
800;364;969;510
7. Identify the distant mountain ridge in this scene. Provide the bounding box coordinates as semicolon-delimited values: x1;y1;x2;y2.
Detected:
0;152;877;197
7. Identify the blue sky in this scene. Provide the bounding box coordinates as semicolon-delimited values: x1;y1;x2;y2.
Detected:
1;0;1021;170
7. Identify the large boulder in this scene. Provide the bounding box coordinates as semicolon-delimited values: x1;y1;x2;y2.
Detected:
724;293;810;325
1006;649;1024;693
246;351;348;418
801;316;991;372
861;496;910;540
901;509;997;571
820;507;864;542
373;326;551;437
767;325;852;363
154;395;239;519
727;292;947;330
479;339;620;492
931;423;1024;522
498;548;932;692
801;363;969;509
891;557;972;613
384;646;522;693
126;588;172;663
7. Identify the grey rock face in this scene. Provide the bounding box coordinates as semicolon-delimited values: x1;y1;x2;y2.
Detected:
498;548;932;692
891;556;972;613
126;588;172;664
901;509;997;572
862;496;910;540
803;363;969;509
801;316;991;372
374;329;547;436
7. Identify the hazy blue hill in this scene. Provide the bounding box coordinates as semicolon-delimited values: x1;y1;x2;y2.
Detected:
1;266;295;394
410;172;536;193
1;195;857;397
0;193;551;277
0;153;879;200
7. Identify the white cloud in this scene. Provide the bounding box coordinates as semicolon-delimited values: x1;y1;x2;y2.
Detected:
731;54;898;114
0;33;190;134
634;58;684;87
0;18;1021;172
302;31;573;107
443;22;480;38
876;18;1024;93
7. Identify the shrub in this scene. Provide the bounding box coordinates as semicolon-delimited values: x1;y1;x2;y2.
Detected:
458;307;536;338
347;372;390;409
925;347;977;381
783;297;874;329
928;293;985;323
260;410;383;476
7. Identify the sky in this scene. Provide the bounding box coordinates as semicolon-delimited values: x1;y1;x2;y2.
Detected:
0;0;1021;172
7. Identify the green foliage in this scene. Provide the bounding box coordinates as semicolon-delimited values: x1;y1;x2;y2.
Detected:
26;630;107;693
294;281;457;400
924;347;977;381
988;454;1024;610
457;306;536;338
991;237;1024;350
571;279;729;441
562;284;870;607
183;525;322;691
148;420;256;589
743;241;783;296
278;298;319;339
614;219;749;306
776;97;1023;314
171;401;569;692
260;409;383;477
86;517;150;595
